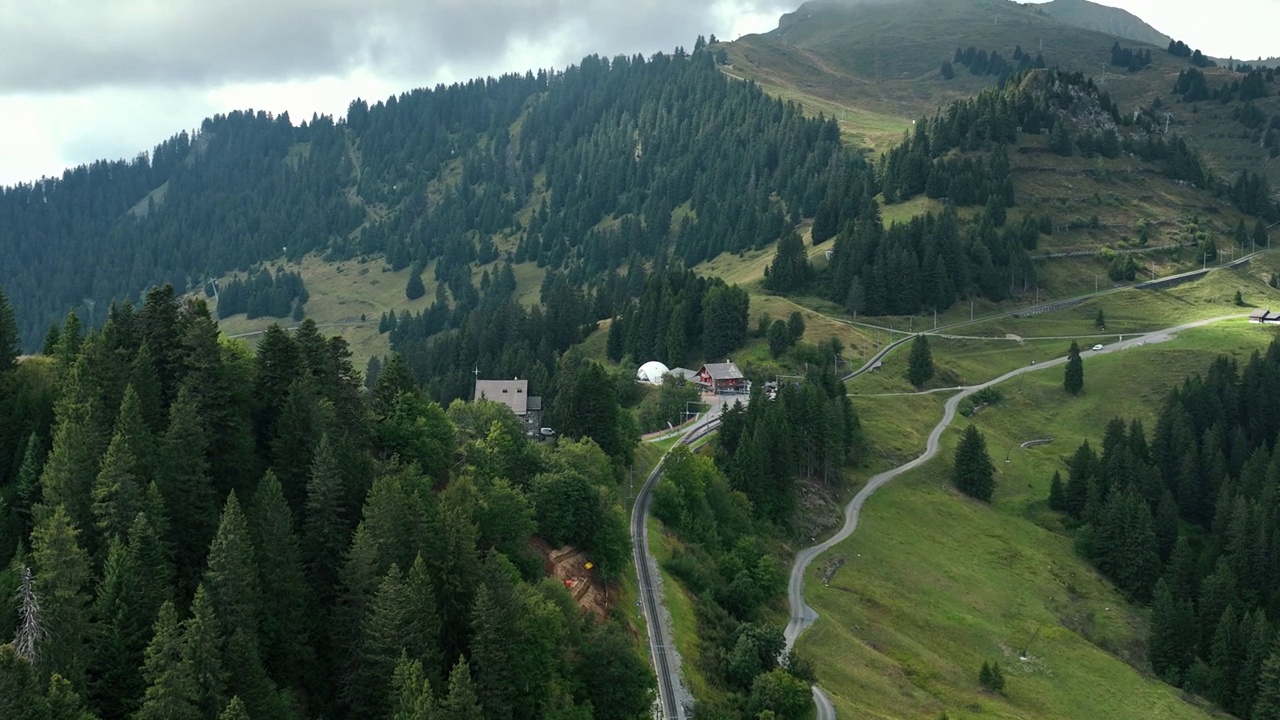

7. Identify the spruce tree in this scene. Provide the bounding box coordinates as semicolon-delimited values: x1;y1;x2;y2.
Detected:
390;654;436;720
158;385;218;599
303;434;346;607
44;674;96;720
345;564;412;719
406;271;427;301
405;554;444;687
0;285;17;373
469;583;520;720
135;601;202;720
1148;578;1190;682
39;362;107;543
31;504;95;692
204;493;262;640
92;385;149;546
249;470;312;684
1253;645;1280;720
0;645;47;720
1064;341;1084;395
440;657;484;720
14;432;44;537
906;334;934;387
180;585;227;720
952;425;995;502
90;517;172;719
1094;307;1106;329
1047;470;1067;511
219;696;251;720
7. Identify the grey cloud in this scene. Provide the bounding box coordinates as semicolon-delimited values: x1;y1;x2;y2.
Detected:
0;0;790;94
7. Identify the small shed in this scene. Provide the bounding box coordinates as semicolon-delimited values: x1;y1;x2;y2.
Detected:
1249;308;1280;324
697;361;746;395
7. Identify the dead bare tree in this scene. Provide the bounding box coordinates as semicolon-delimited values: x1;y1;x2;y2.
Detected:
12;565;43;663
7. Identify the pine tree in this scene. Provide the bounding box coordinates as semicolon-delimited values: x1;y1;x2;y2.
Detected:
204;493;262;640
1094;307;1106;329
89;513;172;719
764;231;809;292
45;673;96;720
249;470;312;684
345;564;413;718
303;434;346;607
271;375;330;511
906;335;934;387
1254;645;1280;720
181;585;227;720
390;654;436;720
405;554;443;686
1064;341;1084;395
39;362;107;543
952;425;996;502
469;583;520;720
31;504;95;691
158;385;218;599
440;657;484;720
0;645;47;720
135;601;202;720
92;385;150;546
219;696;251;720
1148;578;1191;682
406;271;427;301
0;284;18;373
14;432;44;537
1047;470;1067;511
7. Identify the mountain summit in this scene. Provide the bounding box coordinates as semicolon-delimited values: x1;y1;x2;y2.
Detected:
1038;0;1172;49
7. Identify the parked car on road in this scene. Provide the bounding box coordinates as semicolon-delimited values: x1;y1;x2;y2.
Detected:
1092;344;1104;351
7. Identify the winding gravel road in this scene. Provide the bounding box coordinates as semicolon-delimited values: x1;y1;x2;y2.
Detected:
784;314;1247;719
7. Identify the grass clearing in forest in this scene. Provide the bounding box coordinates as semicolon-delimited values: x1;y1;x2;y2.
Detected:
801;321;1275;719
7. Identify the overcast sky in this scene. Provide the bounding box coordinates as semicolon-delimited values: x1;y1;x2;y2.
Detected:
1;0;1276;188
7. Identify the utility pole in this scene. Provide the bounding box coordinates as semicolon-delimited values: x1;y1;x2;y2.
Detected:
934;308;938;329
1095;274;1099;294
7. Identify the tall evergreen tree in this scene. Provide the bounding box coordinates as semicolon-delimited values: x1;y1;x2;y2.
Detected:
390;654;437;720
30;504;95;691
0;285;18;373
440;657;484;720
248;470;312;685
180;585;228;720
203;493;262;640
39;361;107;542
158;385;218;599
952;425;995;502
218;696;251;720
91;385;150;547
1064;341;1084;395
302;434;346;608
135;601;201;720
906;335;934;387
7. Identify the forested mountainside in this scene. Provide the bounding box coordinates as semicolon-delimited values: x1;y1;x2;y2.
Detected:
0;285;657;720
1049;339;1280;717
763;68;1280;317
0;48;867;352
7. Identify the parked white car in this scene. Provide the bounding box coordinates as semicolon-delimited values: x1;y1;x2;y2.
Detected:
1092;344;1104;351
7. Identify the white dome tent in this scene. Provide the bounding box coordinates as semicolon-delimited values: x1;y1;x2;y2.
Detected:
635;360;671;385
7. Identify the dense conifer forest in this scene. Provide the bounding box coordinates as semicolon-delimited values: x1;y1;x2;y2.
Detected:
0;281;844;719
0;284;663;719
0;47;862;353
1049;339;1280;717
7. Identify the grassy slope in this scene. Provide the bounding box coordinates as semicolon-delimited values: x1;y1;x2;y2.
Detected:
724;0;1280;187
208;253;546;372
801;321;1278;719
